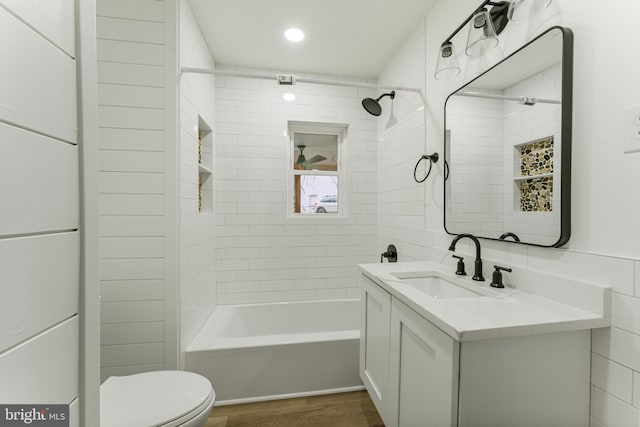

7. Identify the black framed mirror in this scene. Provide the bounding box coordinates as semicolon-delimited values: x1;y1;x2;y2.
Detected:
444;26;573;247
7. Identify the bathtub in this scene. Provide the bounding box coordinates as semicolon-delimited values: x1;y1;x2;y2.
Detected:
186;299;362;405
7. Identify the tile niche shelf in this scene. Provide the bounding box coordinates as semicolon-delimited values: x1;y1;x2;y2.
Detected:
198;116;213;213
514;137;554;212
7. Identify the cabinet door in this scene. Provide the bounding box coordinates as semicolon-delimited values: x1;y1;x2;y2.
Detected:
360;276;392;424
389;298;459;427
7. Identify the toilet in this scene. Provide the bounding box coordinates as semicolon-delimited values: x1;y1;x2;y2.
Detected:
100;370;215;427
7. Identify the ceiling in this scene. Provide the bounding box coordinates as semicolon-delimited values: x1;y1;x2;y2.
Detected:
188;0;438;79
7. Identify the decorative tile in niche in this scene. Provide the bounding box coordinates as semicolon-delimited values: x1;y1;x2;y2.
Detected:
520;137;553;176
516;136;554;212
520;177;553;212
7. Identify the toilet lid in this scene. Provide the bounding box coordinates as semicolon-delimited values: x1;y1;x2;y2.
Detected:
100;371;214;427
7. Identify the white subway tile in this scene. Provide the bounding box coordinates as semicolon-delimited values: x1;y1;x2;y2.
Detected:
593;327;640;372
634;372;640;409
591;353;633;403
613;293;640;335
527;249;635;296
591;386;640;427
248;292;283;304
636;261;640;298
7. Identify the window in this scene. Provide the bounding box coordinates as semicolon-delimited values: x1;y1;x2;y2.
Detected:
287;122;347;217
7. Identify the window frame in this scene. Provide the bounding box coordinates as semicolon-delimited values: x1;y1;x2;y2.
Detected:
286;121;348;219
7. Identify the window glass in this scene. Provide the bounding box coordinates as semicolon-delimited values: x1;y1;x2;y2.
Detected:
294;176;339;214
293;133;338;172
288;123;346;217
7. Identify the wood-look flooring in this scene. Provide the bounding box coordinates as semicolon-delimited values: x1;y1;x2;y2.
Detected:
204;391;385;427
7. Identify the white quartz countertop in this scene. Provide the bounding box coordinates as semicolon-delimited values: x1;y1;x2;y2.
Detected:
359;261;611;341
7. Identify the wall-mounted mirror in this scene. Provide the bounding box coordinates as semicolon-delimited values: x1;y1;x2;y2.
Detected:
444;26;573;247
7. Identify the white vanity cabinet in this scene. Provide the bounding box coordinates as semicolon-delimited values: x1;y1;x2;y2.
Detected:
360;275;592;427
359;275;393;422
388;297;459;427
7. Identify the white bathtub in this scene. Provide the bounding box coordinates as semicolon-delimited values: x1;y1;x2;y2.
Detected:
186;299;362;405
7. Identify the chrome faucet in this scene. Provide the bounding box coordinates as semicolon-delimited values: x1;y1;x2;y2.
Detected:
448;234;485;281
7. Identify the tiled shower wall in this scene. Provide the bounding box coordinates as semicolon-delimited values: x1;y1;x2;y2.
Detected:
214;69;378;304
179;1;217;358
445;92;505;236
502;63;562;242
375;21;432;262
376;0;640;426
445;63;562;242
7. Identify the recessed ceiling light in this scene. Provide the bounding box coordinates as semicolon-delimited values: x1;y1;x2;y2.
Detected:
282;92;296;101
285;28;304;42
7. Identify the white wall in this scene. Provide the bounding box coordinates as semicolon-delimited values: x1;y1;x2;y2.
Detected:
214;68;378;304
378;1;640;425
96;0;179;381
178;0;217;361
0;0;80;422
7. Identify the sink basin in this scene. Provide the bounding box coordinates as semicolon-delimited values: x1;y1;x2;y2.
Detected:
391;273;484;299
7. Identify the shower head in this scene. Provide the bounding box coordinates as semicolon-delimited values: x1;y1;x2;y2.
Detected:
362;91;395;116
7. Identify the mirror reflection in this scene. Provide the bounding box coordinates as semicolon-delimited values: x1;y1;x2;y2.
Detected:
444;27;572;247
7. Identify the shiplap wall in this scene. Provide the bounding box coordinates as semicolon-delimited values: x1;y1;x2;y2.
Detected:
97;0;174;381
0;0;79;423
179;1;217;360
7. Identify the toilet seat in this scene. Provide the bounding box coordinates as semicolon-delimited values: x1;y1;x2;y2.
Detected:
101;371;215;427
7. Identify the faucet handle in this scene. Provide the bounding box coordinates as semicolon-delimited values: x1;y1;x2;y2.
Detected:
490;265;512;288
452;255;466;276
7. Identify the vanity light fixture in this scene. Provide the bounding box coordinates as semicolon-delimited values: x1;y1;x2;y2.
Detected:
508;0;553;21
435;0;552;80
465;8;499;56
434;41;461;80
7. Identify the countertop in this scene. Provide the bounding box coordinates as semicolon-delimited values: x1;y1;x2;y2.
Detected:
359;261;611;341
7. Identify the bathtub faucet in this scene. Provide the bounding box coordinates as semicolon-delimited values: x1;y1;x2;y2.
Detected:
448;234;484;281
